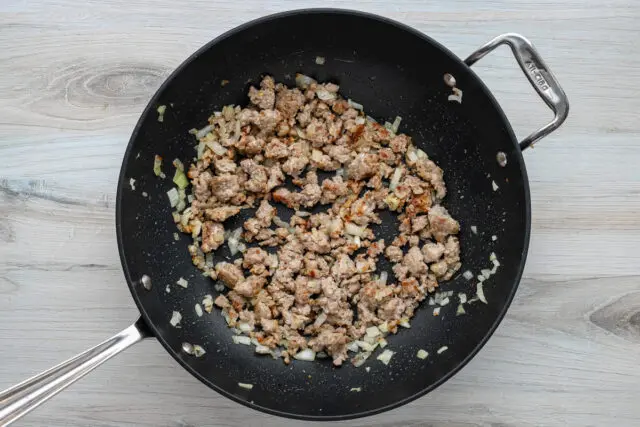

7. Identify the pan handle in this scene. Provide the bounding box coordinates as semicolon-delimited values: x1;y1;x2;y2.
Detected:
0;318;151;426
464;33;569;150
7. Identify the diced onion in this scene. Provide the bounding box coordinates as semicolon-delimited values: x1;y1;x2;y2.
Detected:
389;167;402;191
462;270;473;280
195;304;203;317
169;311;182;327
456;304;466;316
391;116;402;134
355;117;366;125
153;155;163;176
295;73;316;89
347;342;359;352
232;335;252;345
433;307;441;316
335;168;344;177
437;346;449;354
355;340;376;352
196;141;205;159
458;293;468;304
376;349;395;365
314;312;328;328
316;89;337;101
470;225;478;234
352;351;371;367
407;149;418;163
315;56;325;65
202;295;214;313
492;180;499;191
173;169;189;189
378;322;389;333
350;387;362;392
378;338;388;348
295;210;311;217
439;297;450;307
448;87;463;104
157;105;166;122
238;382;253;390
214;282;225;292
477;282;488;304
379;271;388;286
195;124;214;139
345;222;366;237
293;348;316;361
193;345;206;357
238;322;254;333
399;319;411;328
176;277;188;288
273;216;289;229
255;344;271;354
211;141;227;156
129;178;136;190
417;349;429;359
365;326;381;338
348;99;363;111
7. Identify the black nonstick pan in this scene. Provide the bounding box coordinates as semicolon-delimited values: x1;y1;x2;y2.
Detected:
0;9;568;424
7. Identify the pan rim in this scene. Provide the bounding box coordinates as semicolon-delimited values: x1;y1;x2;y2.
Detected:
116;7;531;421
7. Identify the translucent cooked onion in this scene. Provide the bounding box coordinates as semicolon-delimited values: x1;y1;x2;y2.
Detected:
352;351;371;367
176;277;188;288
153;155;163;176
477;282;487;304
314;311;328;327
238;382;253;390
295;73;316;89
345;222;366;237
195;304;203;317
195;124;214;139
437;346;449;354
316;89;337;101
169;311;182;327
417;349;428;359
389;167;402;191
273;216;289;229
376;349;394;365
348;99;363;111
167;188;179;207
238;322;254;333
379;271;388;286
391;116;402;134
211;141;227;156
232;335;251;345
293;348;316;361
462;270;473;280
255;344;271;354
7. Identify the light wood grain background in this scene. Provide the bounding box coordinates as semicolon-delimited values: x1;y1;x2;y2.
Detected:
1;0;639;426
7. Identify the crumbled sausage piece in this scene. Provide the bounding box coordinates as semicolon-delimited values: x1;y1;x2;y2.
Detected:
248;76;276;110
201;222;224;253
215;262;244;287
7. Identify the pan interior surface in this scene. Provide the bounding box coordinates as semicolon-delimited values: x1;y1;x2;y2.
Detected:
116;9;530;420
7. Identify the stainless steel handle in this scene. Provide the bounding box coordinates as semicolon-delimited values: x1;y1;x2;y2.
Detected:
464;33;569;150
0;319;150;426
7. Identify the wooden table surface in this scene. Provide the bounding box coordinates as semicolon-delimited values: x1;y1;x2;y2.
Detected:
1;0;639;426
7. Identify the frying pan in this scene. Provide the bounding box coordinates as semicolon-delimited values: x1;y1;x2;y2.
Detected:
0;9;568;424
